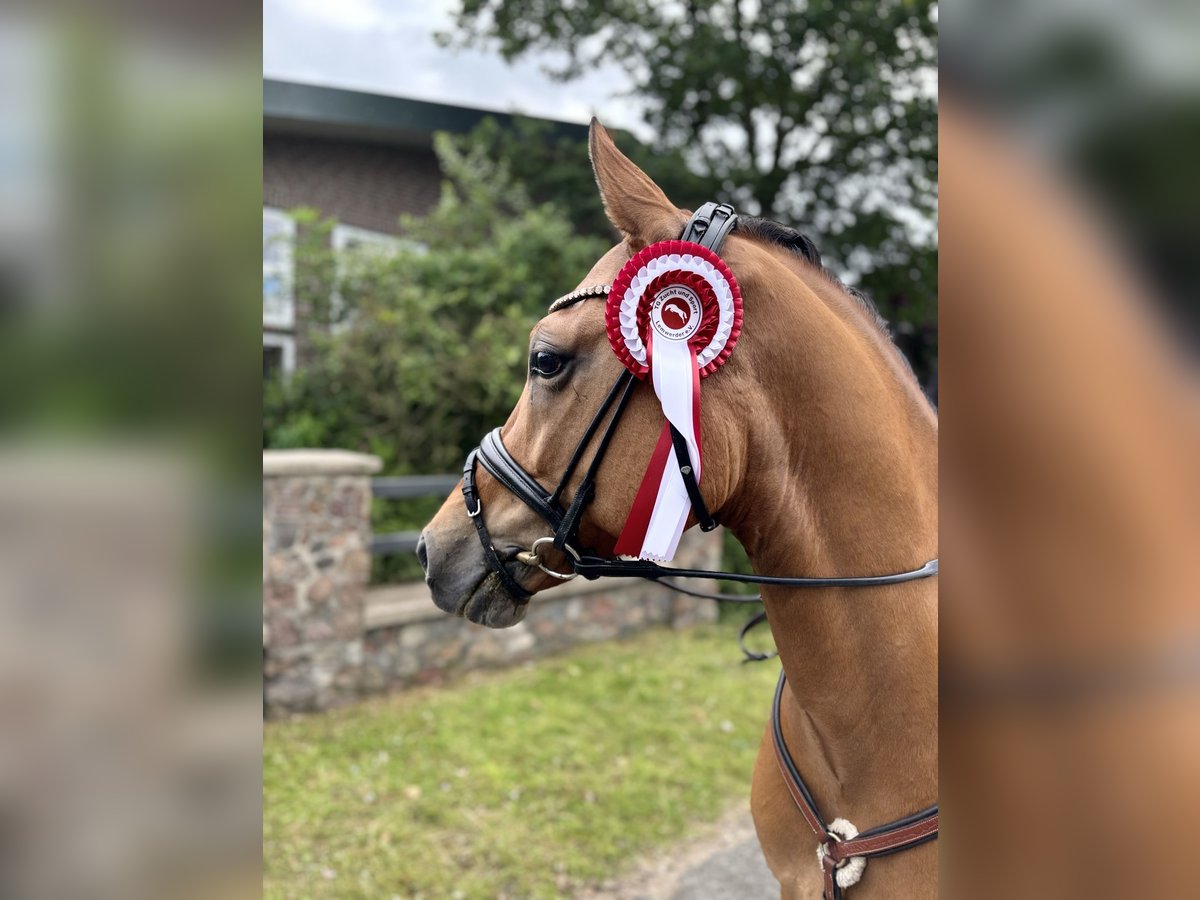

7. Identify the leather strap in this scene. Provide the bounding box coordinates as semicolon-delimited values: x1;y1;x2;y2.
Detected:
772;671;939;898
737;610;776;662
477;429;565;532
551;370;638;551
548;369;634;509
771;674;830;837
667;424;719;532
574;555;939;587
822;853;842;900
682;202;738;252
461;450;533;601
829;814;939;860
553;480;595;551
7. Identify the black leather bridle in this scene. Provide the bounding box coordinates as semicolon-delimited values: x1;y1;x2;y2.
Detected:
460;201;939;604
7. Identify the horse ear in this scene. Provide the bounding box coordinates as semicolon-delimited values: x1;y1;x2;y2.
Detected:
589;119;685;250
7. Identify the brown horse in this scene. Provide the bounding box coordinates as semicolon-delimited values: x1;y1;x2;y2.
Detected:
419;121;938;899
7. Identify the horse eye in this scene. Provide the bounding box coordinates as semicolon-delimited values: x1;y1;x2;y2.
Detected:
530;350;566;378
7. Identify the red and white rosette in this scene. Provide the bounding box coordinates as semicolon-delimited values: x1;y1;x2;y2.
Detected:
605;240;743;561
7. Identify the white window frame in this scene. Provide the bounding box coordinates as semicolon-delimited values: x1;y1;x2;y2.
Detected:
331;224;408;326
263;332;296;378
263;207;295;330
332;223;404;256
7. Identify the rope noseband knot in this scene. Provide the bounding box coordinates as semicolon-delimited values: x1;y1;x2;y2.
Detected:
817;818;867;890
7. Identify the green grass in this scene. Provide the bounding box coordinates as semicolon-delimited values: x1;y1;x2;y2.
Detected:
264;624;781;899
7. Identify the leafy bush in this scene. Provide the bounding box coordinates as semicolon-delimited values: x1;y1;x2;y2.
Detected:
265;135;606;472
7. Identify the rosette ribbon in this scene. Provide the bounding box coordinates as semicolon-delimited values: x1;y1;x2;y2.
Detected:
605;241;743;561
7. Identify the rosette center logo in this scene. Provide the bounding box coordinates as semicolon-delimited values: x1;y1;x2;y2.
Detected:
650;285;702;342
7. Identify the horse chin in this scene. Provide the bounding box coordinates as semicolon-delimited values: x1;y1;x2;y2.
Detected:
462;573;530;628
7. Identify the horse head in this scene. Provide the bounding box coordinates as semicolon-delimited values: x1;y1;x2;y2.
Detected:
418;119;933;632
417;121;757;627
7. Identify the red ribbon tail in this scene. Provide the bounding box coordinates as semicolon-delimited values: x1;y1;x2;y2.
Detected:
613;423;675;557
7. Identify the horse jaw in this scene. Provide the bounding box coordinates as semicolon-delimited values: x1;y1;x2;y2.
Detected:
463;572;529;627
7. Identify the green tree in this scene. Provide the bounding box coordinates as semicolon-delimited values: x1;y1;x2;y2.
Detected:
452;115;720;239
443;0;937;385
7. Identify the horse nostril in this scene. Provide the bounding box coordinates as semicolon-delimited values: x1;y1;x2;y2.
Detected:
416;533;430;574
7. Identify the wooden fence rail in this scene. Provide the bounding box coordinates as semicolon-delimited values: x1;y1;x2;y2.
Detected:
370;474;460;556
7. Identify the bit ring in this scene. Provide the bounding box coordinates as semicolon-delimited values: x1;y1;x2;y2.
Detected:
527;537;580;580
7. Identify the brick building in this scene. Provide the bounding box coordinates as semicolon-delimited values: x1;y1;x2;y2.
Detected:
262;79;588;376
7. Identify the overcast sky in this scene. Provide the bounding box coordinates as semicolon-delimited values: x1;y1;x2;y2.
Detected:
263;0;646;134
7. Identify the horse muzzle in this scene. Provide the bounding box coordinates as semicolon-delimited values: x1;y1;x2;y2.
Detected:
416;527;535;628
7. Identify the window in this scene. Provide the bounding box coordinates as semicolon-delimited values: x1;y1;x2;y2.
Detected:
263;333;295;379
263;344;283;380
331;223;404;258
263;208;295;329
331;224;406;325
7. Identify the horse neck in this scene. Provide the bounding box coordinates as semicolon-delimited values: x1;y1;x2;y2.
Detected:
724;269;939;821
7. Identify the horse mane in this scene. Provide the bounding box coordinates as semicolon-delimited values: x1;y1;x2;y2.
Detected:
734;216;892;338
734;215;930;402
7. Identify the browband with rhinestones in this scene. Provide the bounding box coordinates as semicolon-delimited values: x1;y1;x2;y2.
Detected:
548;283;612;314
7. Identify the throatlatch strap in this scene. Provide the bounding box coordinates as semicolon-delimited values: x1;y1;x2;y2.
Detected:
667;424;718;532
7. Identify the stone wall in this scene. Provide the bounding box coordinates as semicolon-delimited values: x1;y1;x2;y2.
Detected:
263;450;721;717
263;450;380;714
359;528;720;695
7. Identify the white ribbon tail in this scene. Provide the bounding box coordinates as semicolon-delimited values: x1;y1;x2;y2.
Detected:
634;338;700;560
